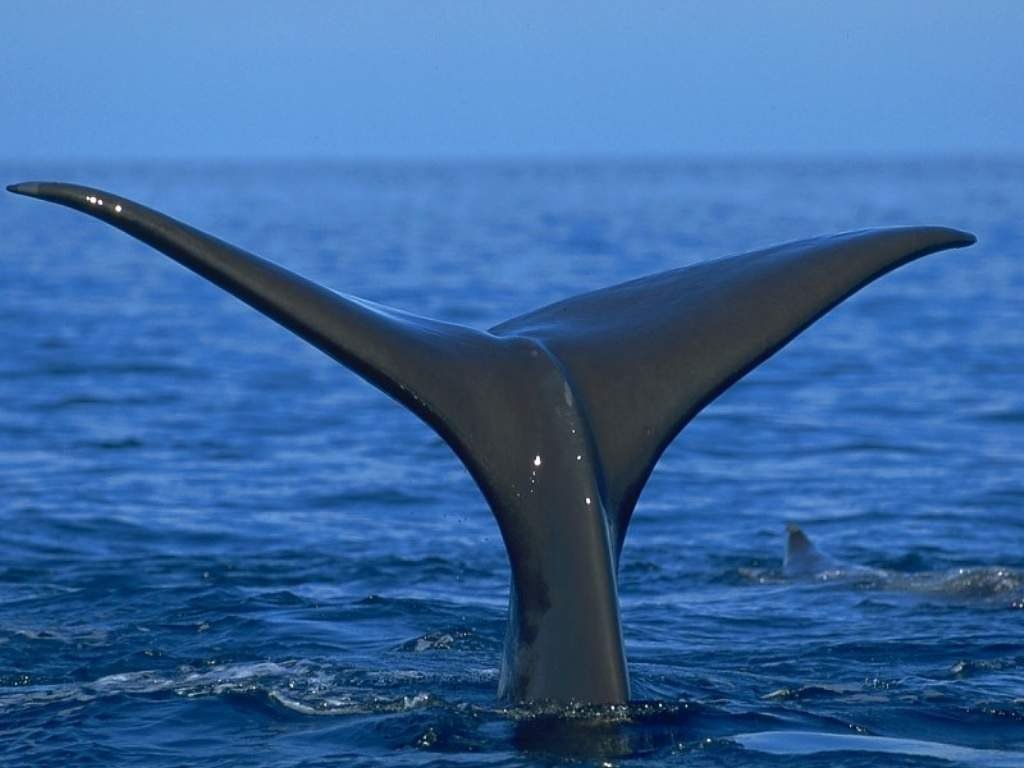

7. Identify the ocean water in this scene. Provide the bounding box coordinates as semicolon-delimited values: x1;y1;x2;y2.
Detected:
0;159;1021;767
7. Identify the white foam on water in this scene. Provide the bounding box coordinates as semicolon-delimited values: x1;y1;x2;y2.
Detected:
734;730;1024;767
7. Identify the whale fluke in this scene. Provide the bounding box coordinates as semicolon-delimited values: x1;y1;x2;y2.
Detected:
493;226;976;552
8;180;976;704
5;182;503;459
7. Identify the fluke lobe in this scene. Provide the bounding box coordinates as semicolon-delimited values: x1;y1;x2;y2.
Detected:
7;181;976;704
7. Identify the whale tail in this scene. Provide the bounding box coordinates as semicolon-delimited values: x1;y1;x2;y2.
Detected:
7;181;976;703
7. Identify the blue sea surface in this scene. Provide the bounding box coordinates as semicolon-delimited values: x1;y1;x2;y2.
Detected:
1;159;1022;766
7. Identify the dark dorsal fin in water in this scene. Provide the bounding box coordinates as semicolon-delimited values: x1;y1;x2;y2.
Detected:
7;181;976;704
783;523;838;577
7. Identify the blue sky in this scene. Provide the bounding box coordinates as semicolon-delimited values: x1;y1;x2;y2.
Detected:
2;1;1021;160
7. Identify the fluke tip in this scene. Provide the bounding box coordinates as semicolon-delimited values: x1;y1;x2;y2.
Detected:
7;182;42;197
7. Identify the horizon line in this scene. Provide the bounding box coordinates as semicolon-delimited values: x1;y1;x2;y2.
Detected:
2;148;1023;168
